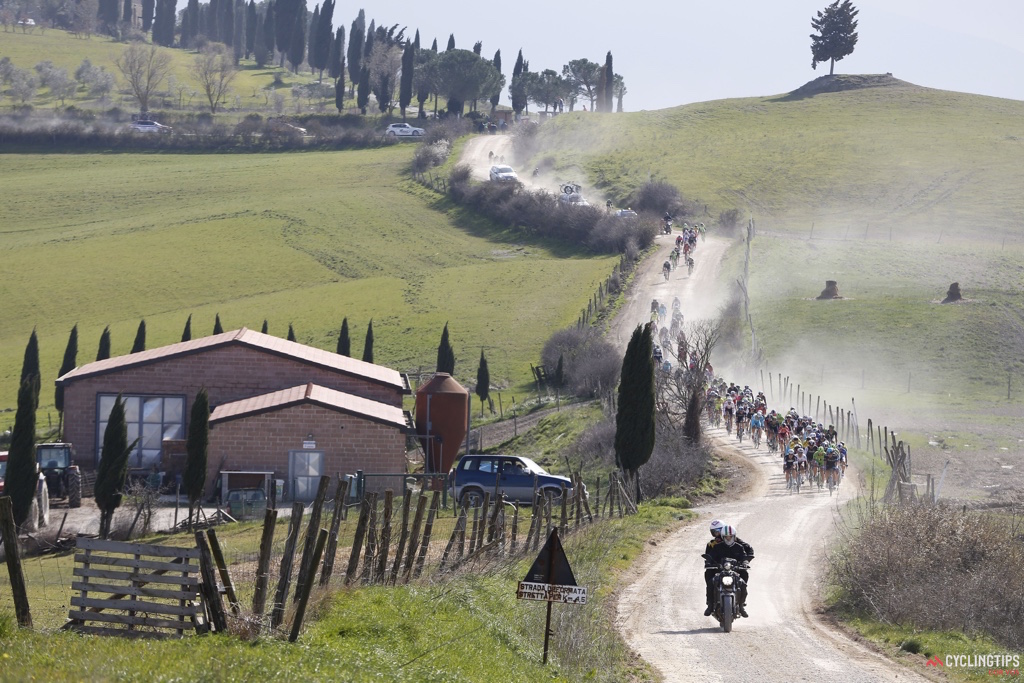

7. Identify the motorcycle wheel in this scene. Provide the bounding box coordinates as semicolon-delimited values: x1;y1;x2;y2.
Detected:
721;594;734;633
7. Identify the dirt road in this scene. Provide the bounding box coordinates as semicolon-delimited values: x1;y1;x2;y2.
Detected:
456;134;923;679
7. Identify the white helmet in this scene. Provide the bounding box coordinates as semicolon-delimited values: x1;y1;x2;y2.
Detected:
721;525;737;545
709;519;726;537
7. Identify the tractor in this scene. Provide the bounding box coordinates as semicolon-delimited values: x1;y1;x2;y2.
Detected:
36;443;82;508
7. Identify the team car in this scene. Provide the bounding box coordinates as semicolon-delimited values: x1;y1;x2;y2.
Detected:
384;122;424;137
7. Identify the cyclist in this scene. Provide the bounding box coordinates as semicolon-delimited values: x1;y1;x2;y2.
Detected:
812;445;827;486
750;410;765;448
824;447;841;489
686;256;695;275
662;261;671;279
783;447;798;488
723;396;735;433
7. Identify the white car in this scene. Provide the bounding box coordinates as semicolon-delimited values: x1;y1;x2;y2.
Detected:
615;209;638;217
130;120;172;134
489;165;518;182
385;122;424;137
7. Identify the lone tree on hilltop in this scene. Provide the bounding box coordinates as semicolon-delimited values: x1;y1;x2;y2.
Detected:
810;0;859;76
615;323;655;502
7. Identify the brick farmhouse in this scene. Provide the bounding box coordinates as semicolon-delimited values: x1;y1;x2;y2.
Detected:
56;328;413;501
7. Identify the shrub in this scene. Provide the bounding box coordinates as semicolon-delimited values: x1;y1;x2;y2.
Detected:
448;163;473;200
640;420;713;497
412;139;451;172
829;502;1024;648
718;208;741;234
630;180;685;216
542;328;621;398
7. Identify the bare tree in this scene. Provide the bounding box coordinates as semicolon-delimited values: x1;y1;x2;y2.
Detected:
367;41;402;114
190;42;238;113
656;318;723;442
115;41;173;113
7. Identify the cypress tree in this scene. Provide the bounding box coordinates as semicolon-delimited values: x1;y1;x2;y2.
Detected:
262;1;276;63
221;0;234;45
287;3;306;73
95;394;138;538
181;314;192;342
472;40;482;56
184;388;210;530
614;324;656;501
275;0;294;67
335;69;345;111
122;0;132;25
7;379;38;527
233;0;245;63
603;52;614;112
131;319;146;354
336;317;350;356
153;0;177;46
490;49;502;110
361;319;374;363
399;40;414;119
96;326;112;361
20;329;41;412
181;0;199;47
55;324;78;435
446;33;454;51
328;26;344;82
357;65;369;113
245;0;257;58
431;38;437;51
510;49;527;115
287;323;296;341
436;322;455;374
142;0;154;31
261;319;269;334
213;314;224;334
346;12;364;95
313;0;333;81
475;350;489;417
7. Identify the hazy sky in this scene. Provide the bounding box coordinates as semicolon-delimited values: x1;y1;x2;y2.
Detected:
342;0;1024;110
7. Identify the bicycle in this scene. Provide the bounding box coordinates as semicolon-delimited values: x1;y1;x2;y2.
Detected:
826;467;840;495
752;427;762;449
687;257;695;275
736;421;745;443
724;411;733;434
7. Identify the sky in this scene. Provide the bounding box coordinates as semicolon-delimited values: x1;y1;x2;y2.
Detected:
335;0;1024;111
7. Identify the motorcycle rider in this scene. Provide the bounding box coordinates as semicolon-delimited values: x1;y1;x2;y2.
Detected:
703;523;754;617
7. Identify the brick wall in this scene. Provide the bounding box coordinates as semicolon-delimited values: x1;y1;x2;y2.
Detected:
62;344;405;468
207;403;407;500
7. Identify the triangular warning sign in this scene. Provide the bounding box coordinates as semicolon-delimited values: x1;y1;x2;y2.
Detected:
523;528;577;586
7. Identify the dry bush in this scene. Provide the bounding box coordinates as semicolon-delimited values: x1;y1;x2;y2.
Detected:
629;180;685;216
641;421;712;498
542;328;621;398
448;163;473;199
586;214;657;253
829;501;1024;648
411;138;450;172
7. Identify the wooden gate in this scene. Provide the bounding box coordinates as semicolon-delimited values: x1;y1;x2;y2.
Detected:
66;537;204;638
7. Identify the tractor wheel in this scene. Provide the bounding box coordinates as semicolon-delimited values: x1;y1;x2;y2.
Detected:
67;467;82;508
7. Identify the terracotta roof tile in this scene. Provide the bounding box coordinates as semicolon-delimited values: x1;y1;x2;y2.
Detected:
210;383;412;431
57;328;409;392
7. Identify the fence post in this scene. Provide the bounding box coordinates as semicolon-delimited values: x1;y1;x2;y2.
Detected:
389;494;413;585
195;531;228;632
294;476;331;603
289;528;328;643
0;497;32;628
252;507;278;615
319;478;348;587
270;502;305;628
206;529;240;615
413;491;441;578
344;497;371;586
402;493;429;583
375;490;394;583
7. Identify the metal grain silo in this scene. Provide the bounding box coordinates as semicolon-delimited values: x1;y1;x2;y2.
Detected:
415;373;469;474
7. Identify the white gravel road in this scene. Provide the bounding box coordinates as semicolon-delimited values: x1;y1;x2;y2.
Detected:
455;133;925;681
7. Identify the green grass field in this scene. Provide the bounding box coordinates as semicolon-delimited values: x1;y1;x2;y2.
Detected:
0;146;616;419
0;30;328;115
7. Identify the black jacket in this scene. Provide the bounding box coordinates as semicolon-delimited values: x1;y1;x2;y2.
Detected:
704;536;754;566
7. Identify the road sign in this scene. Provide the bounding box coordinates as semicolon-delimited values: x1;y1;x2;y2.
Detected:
517;581;588;604
518;528;587;664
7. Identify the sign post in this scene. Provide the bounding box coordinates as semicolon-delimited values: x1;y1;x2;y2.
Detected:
516;527;587;663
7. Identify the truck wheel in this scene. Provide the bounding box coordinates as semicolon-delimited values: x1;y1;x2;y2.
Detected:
67;468;82;508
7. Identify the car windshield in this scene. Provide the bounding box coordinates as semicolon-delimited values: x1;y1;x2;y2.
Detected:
494;166;514;174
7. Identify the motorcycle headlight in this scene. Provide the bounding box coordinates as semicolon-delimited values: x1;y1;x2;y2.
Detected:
721;576;734;587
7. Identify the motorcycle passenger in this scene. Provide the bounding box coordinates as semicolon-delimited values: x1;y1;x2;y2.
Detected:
703;524;754;617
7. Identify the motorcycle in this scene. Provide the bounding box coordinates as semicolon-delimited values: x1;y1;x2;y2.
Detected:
702;555;749;633
662;218;673;235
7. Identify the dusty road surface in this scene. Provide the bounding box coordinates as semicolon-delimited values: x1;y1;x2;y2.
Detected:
616;434;928;682
455;136;923;680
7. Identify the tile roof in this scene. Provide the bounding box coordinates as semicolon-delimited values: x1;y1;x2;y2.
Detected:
57;328;409;392
210;382;412;431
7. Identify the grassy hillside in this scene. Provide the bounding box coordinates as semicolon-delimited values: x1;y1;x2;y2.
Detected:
532;76;1024;239
527;76;1024;499
0;146;615;419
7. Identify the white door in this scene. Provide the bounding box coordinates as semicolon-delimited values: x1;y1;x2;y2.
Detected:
288;451;324;502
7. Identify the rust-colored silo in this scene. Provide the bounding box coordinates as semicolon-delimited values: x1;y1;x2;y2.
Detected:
415;373;469;475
